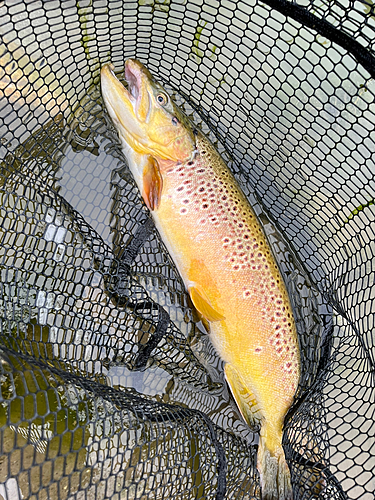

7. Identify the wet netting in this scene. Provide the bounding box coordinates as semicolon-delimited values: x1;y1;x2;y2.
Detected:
0;0;374;499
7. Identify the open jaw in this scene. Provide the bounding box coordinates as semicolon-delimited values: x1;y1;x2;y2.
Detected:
101;64;135;111
124;60;141;101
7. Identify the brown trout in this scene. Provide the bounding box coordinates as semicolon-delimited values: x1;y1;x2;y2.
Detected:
101;60;300;500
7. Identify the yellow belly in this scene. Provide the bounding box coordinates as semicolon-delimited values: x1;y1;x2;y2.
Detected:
153;132;300;426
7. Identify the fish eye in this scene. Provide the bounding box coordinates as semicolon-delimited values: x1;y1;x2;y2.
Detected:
157;93;168;106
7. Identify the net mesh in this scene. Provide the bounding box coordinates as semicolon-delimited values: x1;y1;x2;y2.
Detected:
0;0;374;499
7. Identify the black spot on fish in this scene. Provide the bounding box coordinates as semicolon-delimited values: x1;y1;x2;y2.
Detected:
172;116;179;126
193;128;198;136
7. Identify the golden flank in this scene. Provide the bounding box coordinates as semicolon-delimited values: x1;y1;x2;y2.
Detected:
101;60;301;500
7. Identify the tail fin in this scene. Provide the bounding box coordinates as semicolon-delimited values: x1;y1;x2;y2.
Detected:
257;430;293;500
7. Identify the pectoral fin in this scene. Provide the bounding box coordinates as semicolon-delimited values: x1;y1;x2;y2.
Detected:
142;156;163;211
224;363;262;430
189;286;225;322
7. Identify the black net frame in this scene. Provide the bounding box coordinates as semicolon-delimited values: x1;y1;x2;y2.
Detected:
0;0;374;499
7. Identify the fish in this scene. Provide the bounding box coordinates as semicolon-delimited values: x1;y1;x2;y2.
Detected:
101;60;301;500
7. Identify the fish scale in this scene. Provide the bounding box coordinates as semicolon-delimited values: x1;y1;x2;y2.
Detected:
155;131;299;395
101;60;301;500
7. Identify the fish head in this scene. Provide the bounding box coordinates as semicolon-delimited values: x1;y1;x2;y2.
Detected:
101;60;196;162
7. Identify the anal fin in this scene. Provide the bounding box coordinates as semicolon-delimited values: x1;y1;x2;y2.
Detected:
142;156;163;211
224;363;262;430
189;286;225;323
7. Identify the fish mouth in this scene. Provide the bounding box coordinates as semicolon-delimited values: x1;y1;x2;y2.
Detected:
101;61;146;118
124;59;153;122
102;62;141;106
101;62;144;143
124;59;142;103
101;64;134;113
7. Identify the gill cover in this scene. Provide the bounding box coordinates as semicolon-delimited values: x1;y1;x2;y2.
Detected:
101;60;195;162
